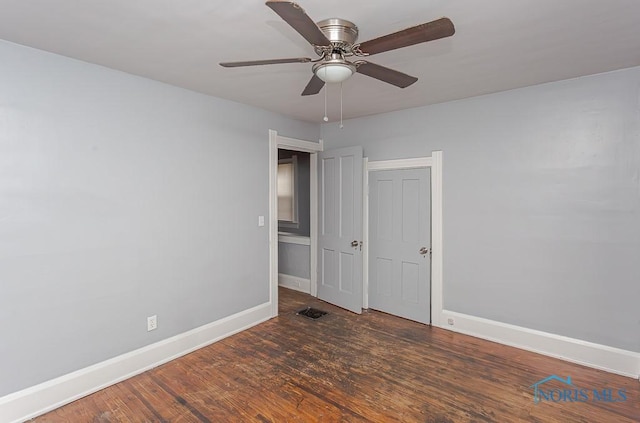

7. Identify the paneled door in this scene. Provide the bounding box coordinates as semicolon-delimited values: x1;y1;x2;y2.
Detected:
317;146;363;314
368;168;431;323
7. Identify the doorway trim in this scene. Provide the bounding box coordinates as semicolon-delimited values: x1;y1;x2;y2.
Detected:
364;151;443;326
268;130;323;317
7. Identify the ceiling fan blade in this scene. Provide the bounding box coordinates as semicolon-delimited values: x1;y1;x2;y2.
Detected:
358;17;455;55
355;61;418;88
301;74;325;96
266;1;330;46
219;57;312;67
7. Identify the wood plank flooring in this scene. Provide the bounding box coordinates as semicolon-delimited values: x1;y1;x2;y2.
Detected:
32;287;639;422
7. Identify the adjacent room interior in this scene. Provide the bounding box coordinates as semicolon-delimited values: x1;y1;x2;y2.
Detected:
0;1;639;422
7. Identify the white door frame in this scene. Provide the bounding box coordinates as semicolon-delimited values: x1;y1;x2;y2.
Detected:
268;130;323;317
364;152;443;326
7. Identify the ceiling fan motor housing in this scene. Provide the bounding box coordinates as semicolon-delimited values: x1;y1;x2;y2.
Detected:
317;18;359;46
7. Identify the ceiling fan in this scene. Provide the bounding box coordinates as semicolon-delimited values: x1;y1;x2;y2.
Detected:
220;0;455;96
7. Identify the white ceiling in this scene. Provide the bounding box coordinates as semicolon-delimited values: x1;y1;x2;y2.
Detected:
1;0;640;123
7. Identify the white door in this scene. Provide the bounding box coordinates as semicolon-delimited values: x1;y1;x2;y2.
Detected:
368;168;431;323
317;146;363;314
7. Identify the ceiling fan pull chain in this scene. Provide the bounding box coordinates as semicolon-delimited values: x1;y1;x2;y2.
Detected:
323;78;329;122
340;82;344;129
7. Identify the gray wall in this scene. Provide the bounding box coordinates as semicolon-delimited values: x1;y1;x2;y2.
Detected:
0;40;318;396
278;242;311;279
278;150;310;237
322;67;640;353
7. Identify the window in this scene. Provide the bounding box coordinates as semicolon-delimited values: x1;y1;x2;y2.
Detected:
278;156;298;226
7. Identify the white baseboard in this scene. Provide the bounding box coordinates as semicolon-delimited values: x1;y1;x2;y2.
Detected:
278;273;310;294
439;309;640;379
0;302;272;423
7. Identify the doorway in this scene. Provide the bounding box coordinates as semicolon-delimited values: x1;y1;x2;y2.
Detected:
363;155;444;326
268;130;323;317
277;149;312;294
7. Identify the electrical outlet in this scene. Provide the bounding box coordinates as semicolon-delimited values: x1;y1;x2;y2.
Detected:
147;315;157;331
447;318;454;326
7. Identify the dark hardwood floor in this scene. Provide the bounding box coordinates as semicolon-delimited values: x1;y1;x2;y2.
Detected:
33;287;638;422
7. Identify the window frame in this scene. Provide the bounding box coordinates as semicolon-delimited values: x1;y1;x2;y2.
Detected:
277;155;299;229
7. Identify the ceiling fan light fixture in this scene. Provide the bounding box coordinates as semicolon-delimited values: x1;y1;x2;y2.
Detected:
313;61;355;84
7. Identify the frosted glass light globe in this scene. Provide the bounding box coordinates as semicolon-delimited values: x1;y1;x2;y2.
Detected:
315;63;354;83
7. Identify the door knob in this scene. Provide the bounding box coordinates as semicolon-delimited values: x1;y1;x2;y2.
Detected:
419;247;430;255
351;240;359;247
